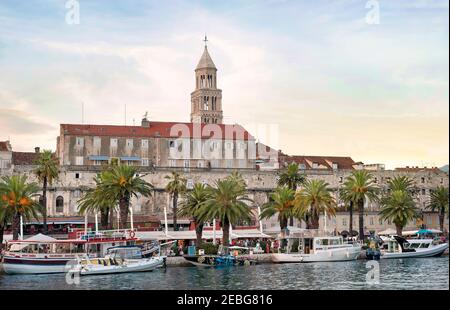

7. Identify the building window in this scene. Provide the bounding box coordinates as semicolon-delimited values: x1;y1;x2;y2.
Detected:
169;160;176;167
76;137;84;147
226;142;233;149
197;160;204;168
186;179;194;190
141;158;149;166
184;160;190;168
126;139;133;148
332;163;338;170
421;177;425;184
93;160;102;166
421;189;426;195
342;218;347;226
312;162;319;169
75;173;80;179
339;176;343;183
56;196;64;213
73;190;81;198
110;138;118;148
440;178;444;184
379;218;383;225
374;177;378;183
141;139;149;148
299;164;306;170
169;140;175;148
370;217;374;225
93;137;101;148
75;156;84;166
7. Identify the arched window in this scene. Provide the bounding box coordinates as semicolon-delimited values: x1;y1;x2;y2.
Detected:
56;196;64;213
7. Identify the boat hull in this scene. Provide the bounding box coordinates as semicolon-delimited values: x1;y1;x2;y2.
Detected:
272;246;361;263
71;257;165;276
2;257;75;274
381;243;448;259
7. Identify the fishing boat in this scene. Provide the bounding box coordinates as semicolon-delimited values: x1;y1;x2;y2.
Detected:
2;230;139;274
68;255;165;276
183;246;257;267
380;236;448;259
272;231;361;263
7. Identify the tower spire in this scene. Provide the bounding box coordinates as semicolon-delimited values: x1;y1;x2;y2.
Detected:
203;34;208;48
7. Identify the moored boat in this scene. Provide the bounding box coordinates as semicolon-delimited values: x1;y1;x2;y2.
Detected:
183;246;257;267
272;232;361;263
2;230;139;275
380;236;449;259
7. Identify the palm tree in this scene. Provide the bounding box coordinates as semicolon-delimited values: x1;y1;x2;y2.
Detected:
380;190;419;236
197;178;253;246
427;186;449;232
339;188;354;236
278;162;306;226
78;173;116;230
0;175;41;240
165;172;187;232
342;170;379;241
99;165;153;229
388;175;415;192
260;186;296;232
0;199;14;248
178;183;211;247
294;179;336;229
34;150;59;233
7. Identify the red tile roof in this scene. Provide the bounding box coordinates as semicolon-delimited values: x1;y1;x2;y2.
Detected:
280;155;357;170
60;122;254;141
0;141;11;152
12;152;38;165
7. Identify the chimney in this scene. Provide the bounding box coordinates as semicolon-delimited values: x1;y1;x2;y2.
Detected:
141;113;150;128
35;147;40;153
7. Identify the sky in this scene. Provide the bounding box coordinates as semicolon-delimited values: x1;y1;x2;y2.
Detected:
0;0;448;169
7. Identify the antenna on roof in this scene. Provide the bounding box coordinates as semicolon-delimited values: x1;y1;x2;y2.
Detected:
81;101;84;124
124;104;127;126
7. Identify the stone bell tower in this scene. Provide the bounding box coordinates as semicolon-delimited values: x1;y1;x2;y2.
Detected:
190;36;223;124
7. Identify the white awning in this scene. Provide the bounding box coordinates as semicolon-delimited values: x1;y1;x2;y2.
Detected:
378;228;397;235
160;220;191;225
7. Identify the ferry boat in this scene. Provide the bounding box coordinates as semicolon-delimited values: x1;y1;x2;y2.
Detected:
272;231;361;263
2;230;139;274
380;236;448;259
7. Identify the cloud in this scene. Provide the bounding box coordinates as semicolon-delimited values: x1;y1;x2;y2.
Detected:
0;108;55;135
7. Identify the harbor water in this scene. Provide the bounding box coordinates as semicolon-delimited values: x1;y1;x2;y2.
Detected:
0;256;448;290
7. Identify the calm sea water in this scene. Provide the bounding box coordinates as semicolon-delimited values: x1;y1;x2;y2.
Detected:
0;257;448;290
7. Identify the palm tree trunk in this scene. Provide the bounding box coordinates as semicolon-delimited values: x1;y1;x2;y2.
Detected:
12;211;21;241
119;195;130;229
222;218;230;247
280;216;288;231
109;207;114;230
100;208;109;230
395;224;403;237
289;216;294;227
42;177;48;234
439;208;445;233
195;220;203;248
0;220;5;250
358;199;365;242
349;201;353;235
310;215;320;230
173;192;178;232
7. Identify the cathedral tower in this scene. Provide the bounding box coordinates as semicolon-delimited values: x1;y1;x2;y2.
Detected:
190;37;223;124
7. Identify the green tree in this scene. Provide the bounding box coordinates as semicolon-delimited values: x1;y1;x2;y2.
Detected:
34;150;59;233
426;186;449;232
342;170;379;241
165;172;187;232
294;179;336;229
388;175;415;192
260;186;296;231
278;162;306;226
0;175;41;240
380;190;419;236
197;178;253;246
339;188;355;236
78;172;116;230
99;165;153;229
178;183;211;247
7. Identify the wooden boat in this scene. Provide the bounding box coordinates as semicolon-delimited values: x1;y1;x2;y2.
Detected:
2;230;139;274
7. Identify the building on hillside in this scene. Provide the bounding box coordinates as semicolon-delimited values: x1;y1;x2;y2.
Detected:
0;141;12;170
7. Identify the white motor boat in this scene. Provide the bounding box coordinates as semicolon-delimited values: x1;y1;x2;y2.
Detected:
69;256;165;276
381;236;449;259
272;234;361;263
